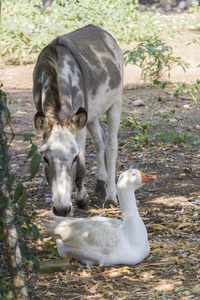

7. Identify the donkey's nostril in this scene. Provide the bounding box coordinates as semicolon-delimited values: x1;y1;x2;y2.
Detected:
53;205;71;217
53;206;59;216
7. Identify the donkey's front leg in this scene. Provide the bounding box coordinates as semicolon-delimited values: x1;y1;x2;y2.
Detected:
104;100;122;207
87;119;108;199
75;127;89;209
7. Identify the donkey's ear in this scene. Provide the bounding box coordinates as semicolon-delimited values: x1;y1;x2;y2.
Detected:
34;111;51;134
66;108;87;133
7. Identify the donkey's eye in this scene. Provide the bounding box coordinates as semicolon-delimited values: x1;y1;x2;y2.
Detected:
72;155;78;165
43;156;49;165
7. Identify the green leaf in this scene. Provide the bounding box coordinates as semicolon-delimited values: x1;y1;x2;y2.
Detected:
33;257;40;272
14;181;24;202
153;79;161;86
28;143;38;158
32;223;43;240
24;134;31;142
29;153;41;181
19;189;27;213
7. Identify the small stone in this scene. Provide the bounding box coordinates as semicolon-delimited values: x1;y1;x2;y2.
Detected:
183;104;192;109
156;6;165;13
149;3;160;10
169;118;178;123
177;173;185;180
178;0;186;9
175;7;183;12
164;5;173;11
160;0;177;8
196;124;200;130
132;99;145;107
138;4;146;12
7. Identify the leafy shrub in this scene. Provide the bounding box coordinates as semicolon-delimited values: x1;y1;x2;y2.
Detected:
124;37;189;84
1;0;160;64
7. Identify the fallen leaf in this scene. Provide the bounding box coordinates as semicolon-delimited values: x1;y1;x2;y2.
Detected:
177;223;191;229
88;284;97;294
65;254;69;260
193;211;198;218
174;256;179;263
45;291;56;296
192;284;200;293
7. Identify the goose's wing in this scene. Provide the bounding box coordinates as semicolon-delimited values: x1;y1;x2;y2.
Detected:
42;217;122;265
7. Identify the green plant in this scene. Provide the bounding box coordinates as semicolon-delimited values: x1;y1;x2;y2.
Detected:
24;134;41;180
174;80;200;106
189;0;200;13
155;130;199;146
189;79;200;106
173;82;187;97
124;37;189;84
119;116;137;129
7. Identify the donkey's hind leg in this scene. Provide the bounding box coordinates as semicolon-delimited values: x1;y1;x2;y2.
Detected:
87;119;108;199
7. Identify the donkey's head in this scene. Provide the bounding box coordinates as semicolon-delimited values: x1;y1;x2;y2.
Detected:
34;108;87;216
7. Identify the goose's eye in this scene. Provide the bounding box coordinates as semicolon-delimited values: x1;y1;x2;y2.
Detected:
72;155;78;165
43;156;49;165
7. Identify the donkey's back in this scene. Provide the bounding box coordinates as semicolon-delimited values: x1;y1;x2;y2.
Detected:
33;24;123;121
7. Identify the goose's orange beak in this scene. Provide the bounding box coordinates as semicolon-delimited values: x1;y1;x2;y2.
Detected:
140;171;156;183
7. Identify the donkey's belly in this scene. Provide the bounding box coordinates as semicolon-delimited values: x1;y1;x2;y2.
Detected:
87;82;122;122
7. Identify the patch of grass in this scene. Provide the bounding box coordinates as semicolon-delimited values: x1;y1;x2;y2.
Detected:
155;130;199;145
121;130;200;149
151;121;171;131
125;133;150;148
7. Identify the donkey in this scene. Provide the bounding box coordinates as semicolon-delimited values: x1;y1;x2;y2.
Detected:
33;24;124;217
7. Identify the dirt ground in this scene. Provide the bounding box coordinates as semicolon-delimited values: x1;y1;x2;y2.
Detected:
1;31;200;299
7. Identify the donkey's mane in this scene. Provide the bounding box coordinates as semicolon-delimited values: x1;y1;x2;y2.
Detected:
41;42;64;125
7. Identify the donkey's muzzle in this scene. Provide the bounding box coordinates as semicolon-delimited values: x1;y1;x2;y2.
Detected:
53;205;71;217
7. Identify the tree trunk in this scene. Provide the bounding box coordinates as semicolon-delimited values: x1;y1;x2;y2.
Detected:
3;198;29;299
0;90;29;299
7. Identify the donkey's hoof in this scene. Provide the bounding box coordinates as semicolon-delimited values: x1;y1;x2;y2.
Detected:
103;199;118;208
75;196;90;210
95;179;106;198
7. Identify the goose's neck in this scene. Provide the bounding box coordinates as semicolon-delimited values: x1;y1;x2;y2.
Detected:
119;188;139;222
119;188;145;237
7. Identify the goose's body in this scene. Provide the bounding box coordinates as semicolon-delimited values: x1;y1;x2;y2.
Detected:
42;169;156;266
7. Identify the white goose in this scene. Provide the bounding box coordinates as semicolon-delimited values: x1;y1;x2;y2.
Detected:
42;169;156;266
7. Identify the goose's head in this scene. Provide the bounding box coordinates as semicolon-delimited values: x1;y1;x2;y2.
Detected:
117;169;156;192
